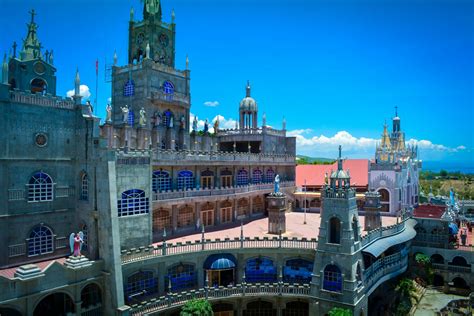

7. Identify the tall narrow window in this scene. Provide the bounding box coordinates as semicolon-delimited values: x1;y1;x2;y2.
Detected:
80;172;89;200
237;169;248;186
329;217;341;244
152;170;171;192
117;189;149;217
220;169;233;187
252;169;263;184
323;264;342;292
28;172;53;202
28;225;53;256
177;170;194;190
265;168;275;183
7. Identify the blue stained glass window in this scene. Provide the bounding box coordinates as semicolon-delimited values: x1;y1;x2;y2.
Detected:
117;189;149;217
28;172;53;202
125;271;158;301
128;110;135;126
245;257;277;283
166;264;197;292
123;80;135;96
28;225;53;256
163;81;174;94
265;168;275;183
237;169;248;186
284;259;313;284
177;170;194;190
152;170;171;192
252;169;263;184
323;264;342;292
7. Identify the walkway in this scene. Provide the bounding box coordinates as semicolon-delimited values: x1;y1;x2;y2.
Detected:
414;288;466;316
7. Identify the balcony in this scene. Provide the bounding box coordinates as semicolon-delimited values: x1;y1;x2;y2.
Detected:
129;283;311;315
8;235;68;258
152;181;295;202
363;252;409;295
217;126;286;138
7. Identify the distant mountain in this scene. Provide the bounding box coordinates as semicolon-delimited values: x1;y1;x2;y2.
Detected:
296;155;335;165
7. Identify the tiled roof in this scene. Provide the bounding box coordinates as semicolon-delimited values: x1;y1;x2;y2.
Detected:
0;257;67;279
413;204;446;219
296;159;369;187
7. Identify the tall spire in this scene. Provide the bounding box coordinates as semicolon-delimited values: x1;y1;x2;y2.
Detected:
20;9;43;61
337;145;343;171
380;123;391;149
246;80;251;97
395;105;398;118
143;0;162;20
73;68;82;106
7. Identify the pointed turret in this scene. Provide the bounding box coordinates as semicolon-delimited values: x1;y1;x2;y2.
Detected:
185;55;189;69
143;0;162;21
73;68;82;106
2;53;8;84
113;50;118;65
171;8;175;24
20;9;43;61
282;116;286;130
130;7;134;21
380;123;392;149
393;105;401;133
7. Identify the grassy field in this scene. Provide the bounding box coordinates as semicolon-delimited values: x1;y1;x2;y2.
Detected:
420;172;474;200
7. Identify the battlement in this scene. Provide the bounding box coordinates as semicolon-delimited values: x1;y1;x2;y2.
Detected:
10;90;75;110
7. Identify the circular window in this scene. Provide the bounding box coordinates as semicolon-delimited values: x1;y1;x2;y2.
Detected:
34;62;46;75
35;133;48;147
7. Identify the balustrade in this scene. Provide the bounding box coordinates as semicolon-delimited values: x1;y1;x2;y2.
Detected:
10;90;75;109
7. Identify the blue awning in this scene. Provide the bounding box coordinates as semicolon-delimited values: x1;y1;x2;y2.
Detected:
204;254;237;270
362;218;417;258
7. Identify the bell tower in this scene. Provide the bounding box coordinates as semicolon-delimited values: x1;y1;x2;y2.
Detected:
128;0;176;67
312;146;368;315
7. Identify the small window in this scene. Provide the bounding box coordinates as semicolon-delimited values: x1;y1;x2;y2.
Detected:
123;80;135;97
177;170;194;190
323;264;342;292
162;81;174;95
117;189;149;217
152;170;171;192
237;169;248;186
252;169;263;184
28;172;53;202
80;173;88;201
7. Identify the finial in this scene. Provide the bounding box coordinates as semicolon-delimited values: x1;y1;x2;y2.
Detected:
2;53;6;63
29;9;36;23
338;145;342;159
75;67;80;83
171;8;175;23
113;50;118;65
186;54;189;69
130;7;134;21
246;80;251;97
282;116;286;130
145;43;150;59
395;105;398;117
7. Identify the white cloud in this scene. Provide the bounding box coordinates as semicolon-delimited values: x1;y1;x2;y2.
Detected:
66;84;91;100
204;101;219;107
289;129;467;158
189;113;238;133
107;97;112;103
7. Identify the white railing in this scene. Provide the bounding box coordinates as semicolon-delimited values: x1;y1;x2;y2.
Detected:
8;189;25;201
363;253;408;291
10;90;75;110
121;235;317;264
55;186;75;198
8;236;67;258
152;181;294;201
360;217;410;248
129;283;311;315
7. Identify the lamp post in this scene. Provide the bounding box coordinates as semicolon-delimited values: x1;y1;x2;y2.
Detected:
304;179;307;224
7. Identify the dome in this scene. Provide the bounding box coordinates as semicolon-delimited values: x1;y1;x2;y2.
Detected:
240;97;257;112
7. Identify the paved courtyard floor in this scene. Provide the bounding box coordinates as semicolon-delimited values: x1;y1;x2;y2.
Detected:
414;288;467;316
168;212;399;243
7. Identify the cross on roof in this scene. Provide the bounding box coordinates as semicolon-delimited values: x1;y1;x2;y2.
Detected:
29;9;36;23
395;105;398;117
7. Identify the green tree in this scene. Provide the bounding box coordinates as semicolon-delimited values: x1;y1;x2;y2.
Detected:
395;278;416;298
439;170;448;177
328;307;352;316
180;299;213;316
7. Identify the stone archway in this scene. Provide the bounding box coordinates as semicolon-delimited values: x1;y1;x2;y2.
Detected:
34;292;75;316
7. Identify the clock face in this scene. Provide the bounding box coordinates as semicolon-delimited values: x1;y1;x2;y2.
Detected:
35;133;47;147
159;33;169;47
34;62;46;75
136;33;145;45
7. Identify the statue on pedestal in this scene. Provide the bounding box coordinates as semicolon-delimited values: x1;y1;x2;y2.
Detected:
139;107;147;126
180;115;185;130
121;105;129;124
86;100;93;115
154;111;162;127
204;119;209;133
106;104;112;123
192;116;198;133
69;232;84;257
213;117;219;133
274;174;280;194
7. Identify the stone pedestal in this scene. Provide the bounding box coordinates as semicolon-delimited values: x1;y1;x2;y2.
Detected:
364;191;382;231
14;264;45;280
64;255;93;269
137;127;151;149
267;193;287;234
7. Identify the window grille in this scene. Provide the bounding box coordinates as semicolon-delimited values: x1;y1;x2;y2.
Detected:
177;170;194;190
117;189;149;217
237;169;248;186
266;168;275;183
123;80;135;96
80;173;88;200
323;265;342;292
125;271;158;301
28;225;53;256
152;170;171;192
252;169;263;184
28;172;53;202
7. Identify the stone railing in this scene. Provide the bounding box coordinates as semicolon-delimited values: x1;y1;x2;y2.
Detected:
360;217;410;248
129;283;311;315
152;181;294;201
151;91;190;105
363;252;408;292
217;127;286;138
8;186;75;202
10;90;75;110
114;59;186;78
151;149;295;164
432;263;472;273
8;235;67;258
121;236;317;264
8;189;25;201
322;188;356;199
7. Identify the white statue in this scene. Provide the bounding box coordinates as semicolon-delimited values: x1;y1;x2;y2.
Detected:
121;105;129;124
139;107;147;126
86;100;93;115
154;111;162;127
169;116;174;128
274;174;280;194
106;104;112;123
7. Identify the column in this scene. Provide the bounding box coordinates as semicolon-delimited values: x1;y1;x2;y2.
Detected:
172;204;178;233
233;198;237;222
249;195;253;216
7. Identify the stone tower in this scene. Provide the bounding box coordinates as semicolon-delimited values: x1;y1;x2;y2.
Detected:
364;191;382;231
7;10;57;95
312;146;367;315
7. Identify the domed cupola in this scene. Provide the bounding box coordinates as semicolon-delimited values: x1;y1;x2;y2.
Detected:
239;81;258;129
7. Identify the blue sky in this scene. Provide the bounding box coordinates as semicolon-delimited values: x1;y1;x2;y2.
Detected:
1;0;473;164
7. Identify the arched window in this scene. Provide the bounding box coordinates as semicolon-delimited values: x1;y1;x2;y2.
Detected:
323;264;342;292
283;301;309;316
28;172;53;202
166;263;196;292
378;188;390;212
352;217;359;242
28;225;53;256
430;254;444;264
178;205;194;228
237;169;249;186
33;292;74;316
284;259;313;283
81;283;102;310
80;172;88;200
177;170;194;190
252;169;263;184
220;169;233;187
31;78;47;94
265;168;275;183
245;258;277;283
201;169;214;189
329;217;341;244
356;262;362;283
163;81;175;95
125;271;158;301
450;256;470;267
153;208;171;231
163;109;173;127
245;300;276;316
117;189;149;217
237;198;249;217
253;196;264;213
152;170;171;192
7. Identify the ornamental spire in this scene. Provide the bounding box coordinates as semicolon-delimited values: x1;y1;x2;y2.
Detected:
143;0;162;20
246;80;251;97
20;9;43;61
2;53;8;84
